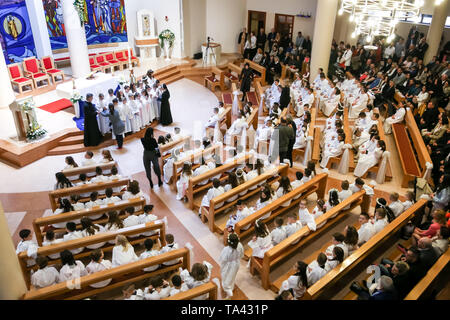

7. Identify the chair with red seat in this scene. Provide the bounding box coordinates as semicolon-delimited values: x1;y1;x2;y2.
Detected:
23;57;50;89
114;50;129;70
124;49;140;67
104;52;121;71
95;54;112;73
40;56;65;84
7;63;33;94
89;56;102;72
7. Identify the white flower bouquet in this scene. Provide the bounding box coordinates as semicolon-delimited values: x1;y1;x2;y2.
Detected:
159;29;175;48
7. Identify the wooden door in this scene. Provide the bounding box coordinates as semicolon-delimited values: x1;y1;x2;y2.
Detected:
248;10;266;35
274;14;294;39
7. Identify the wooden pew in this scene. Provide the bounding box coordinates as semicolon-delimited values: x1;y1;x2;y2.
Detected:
201;164;289;233
159;135;192;178
230;173;328;249
62;161;117;182
246;90;259;106
253;190;366;290
362;118;393;181
164;282;218;300
224;63;242;88
205;107;232;139
22;248;189;300
326;107;355;170
204;66;225;92
171;144;222;191
394;90;406;104
244;59;266;86
19;220;166;289
48;178;131;211
33;198;146;245
292;199;428;300
187;154;251;210
404;248;450;300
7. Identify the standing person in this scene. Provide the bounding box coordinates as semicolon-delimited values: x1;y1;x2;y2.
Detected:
83;93;102;147
249;32;257;60
240;63;254;102
238;27;248;57
256;28;266;51
286;115;296;167
141;127;163;188
267;28;276;52
100;103;125;149
159;84;173;126
279;81;291;110
276;117;294;165
219;233;244;299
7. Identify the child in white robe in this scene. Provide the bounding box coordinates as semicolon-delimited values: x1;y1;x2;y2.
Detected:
354;141;384;177
298;199;317;231
388;192;404;217
139;239;160;272
284;215;302;238
59;250;87;282
311;199;326;220
31;256;59;288
279;261;308;299
402;191;414;211
80;217;106;249
63;222;84;255
338;180;353;209
163;148;182;184
179;261;213;300
176;162;193;201
143;276;172;300
271;217;287;245
81;150;96;168
159;234;180;266
357;213;376;245
276;176;293;207
117;97;132;134
320;133;345;168
128;94;142;133
199;178;225;214
112;235;139;267
383;104;406;134
325;233;348;260
42;230;64;260
307;253;327;286
139;205;159;236
372;208;389;234
96;93;110;135
149;84;160;120
84;192;105;220
86;249;112;288
103;187;122;205
248;220;273;259
219;234;244;299
324;246;345;272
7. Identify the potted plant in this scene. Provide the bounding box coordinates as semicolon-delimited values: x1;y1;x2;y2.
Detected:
159;29;175;60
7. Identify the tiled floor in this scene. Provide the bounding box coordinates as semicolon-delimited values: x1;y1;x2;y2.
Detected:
2;71;446;300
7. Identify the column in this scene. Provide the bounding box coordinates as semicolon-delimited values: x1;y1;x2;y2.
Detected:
424;0;450;64
0;203;27;299
0;55;16;109
25;0;52;58
62;0;90;78
310;0;339;81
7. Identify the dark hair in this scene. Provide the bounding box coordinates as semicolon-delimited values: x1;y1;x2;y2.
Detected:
144;127;154;141
329;189;340;207
294;261;309;288
228;172;239;188
125;206;135;214
171;274;182;287
296;171;304;180
19;229;31;240
165;233;174;244
90;249;103;262
355;178;365;186
227;233;240;250
45;229;55;241
255;159;264;175
81;217;99;235
36;255;49;269
333;232;345;242
439;226;450;239
213;178;221;188
307;160;316;176
66;222;77;232
55;172;73;189
65;156;78;167
280;176;292;194
79;173;87;182
107;211;124;229
105;187;113;198
144;238;154;251
60;250;76;266
331;246;344;263
144;204;154;213
304;168;312;177
254;220;269;238
90;191;99;201
60;198;74;213
341;180;349;190
95;166;103;175
344;226;359;246
128;180;140;195
111;166;118;175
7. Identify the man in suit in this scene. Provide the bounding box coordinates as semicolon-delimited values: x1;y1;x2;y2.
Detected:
256;28;266;51
267;28;276;51
275;117;294;165
83;93;102;147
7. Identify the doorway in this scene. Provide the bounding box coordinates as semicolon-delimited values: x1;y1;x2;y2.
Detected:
248;10;266;35
274;14;294;39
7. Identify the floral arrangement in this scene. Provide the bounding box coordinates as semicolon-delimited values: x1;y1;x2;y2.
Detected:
73;0;87;26
159;29;175;49
26;120;47;141
70;91;83;104
20;99;35;112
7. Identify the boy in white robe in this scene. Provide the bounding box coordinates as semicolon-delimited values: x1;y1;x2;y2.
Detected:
128;94;141;133
271;217;287;245
117;97;132;134
96;93;110;135
284;215;302;238
143;276;172;300
139;239;160;272
31;256;59;288
105;89;116;105
357;213;375;245
383;103;406;134
204;107;220;135
325;233;348;260
338;180;353;210
307;253;327;286
199;179;225;215
372;208;389;234
159;234;180;266
63;222;84;255
103;187;122;205
81;151;96;167
388;192;404;217
86;249;112;288
402;191;414;211
298;199;317;231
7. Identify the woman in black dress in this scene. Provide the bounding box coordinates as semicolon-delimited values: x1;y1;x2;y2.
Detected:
239;63;253;102
141;127;163;188
83;93;102;147
159;84;173;126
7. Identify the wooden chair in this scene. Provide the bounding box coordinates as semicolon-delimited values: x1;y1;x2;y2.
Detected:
7;63;33;94
104;52;122;71
244;59;266;86
22;248;189;300
22;57;50;89
224;63;241;88
95;54;113;73
114;50;129;69
40;56;65;84
204;66;225;92
89;56;102;72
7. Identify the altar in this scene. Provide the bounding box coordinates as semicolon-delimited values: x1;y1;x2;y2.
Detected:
56;73;120;117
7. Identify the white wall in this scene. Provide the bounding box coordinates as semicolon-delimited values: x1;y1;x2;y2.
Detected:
246;0;318;40
183;0;206;57
124;0;183;58
205;0;246;53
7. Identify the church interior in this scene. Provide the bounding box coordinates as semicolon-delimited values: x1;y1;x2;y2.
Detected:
0;0;449;301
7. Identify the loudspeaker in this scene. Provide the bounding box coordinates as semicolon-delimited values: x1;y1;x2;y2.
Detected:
193;52;202;59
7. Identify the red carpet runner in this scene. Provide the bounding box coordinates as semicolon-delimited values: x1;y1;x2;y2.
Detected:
38;99;73;113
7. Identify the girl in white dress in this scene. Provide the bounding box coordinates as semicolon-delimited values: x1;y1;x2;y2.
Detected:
276;176;293;207
225;111;248;145
176;162;193;201
320;133;345;168
199;178;225;215
343;225;359;256
163;149;181;184
179;261;213;300
59;250;87;282
248;220;273;259
325;189;340;212
279;261;309;299
105;211;124;244
298;199;317;231
149;84;160;120
122;180;148;203
42;230;64;260
112;235;139;267
252;187;273;220
354;140;385;177
96;93;110;135
324;246;345;272
80;217;106;249
219;234;244;299
117;96;132;134
224;172;240;203
128;94;141;133
85;249;112;288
